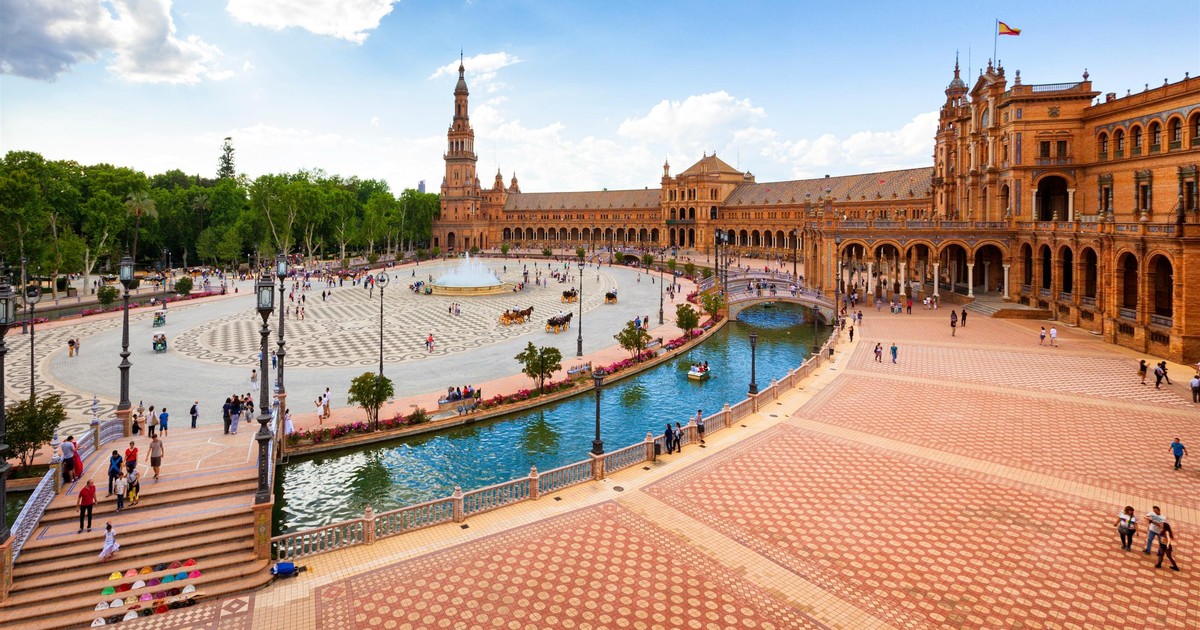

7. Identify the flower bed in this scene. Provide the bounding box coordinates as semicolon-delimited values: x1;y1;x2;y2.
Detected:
479;379;575;409
78;290;224;318
287;408;431;446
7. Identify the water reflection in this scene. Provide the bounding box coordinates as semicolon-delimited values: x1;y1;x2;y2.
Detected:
276;303;825;533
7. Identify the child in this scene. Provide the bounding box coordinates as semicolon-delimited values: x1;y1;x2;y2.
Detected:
113;472;127;512
126;467;141;507
99;522;120;561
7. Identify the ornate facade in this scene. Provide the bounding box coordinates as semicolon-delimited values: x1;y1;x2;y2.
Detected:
432;62;1200;362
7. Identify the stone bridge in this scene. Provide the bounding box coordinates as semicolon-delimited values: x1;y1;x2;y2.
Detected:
725;287;835;322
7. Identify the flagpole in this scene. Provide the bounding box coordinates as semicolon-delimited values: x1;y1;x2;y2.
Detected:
993;19;998;67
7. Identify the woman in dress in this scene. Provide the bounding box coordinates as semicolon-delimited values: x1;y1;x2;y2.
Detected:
99;522;119;561
69;437;84;481
284;408;294;436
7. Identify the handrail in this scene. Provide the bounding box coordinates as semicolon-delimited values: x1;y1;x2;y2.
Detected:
462;478;532;517
10;470;57;561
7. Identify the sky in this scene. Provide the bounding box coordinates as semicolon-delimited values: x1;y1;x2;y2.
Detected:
1;1;1197;193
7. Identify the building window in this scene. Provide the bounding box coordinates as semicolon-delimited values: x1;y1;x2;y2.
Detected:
1115;130;1125;154
1056;140;1068;158
1150;122;1161;148
1038;141;1051;158
1132;126;1143;152
1099;133;1108;157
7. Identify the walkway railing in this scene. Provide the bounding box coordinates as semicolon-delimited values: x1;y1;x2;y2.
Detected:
9;470;56;562
269;327;842;561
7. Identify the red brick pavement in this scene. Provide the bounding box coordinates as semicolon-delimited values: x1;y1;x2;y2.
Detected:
314;501;829;630
806;374;1200;511
645;425;1197;630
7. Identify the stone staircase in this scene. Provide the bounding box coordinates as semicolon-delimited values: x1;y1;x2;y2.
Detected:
0;427;273;629
965;296;1051;320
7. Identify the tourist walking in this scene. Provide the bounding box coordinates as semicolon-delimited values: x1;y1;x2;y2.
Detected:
190;401;199;428
1115;506;1138;551
222;397;232;434
695;409;705;445
147;405;159;438
950;311;957;336
1139;360;1148;385
1154;363;1166;389
77;479;97;533
230;395;242;435
1049;326;1058;347
874;343;883;363
663;423;675;454
126;466;141;506
149;435;164;480
107;450;122;496
849;325;854;342
1159;361;1172;385
1039;327;1046;345
158;407;169;437
323;387;331;420
890;343;898;364
60;435;78;483
1192;373;1200;402
98;522;120;562
1144;507;1166;553
675;422;685;449
960;308;967;327
113;472;127;511
1155;522;1180;571
1171;438;1187;470
124;441;138;475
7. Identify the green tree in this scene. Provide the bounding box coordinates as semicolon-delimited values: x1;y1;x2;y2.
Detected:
675;303;700;335
683;261;696;278
96;284;119;306
500;243;510;257
641;253;654;269
124;190;157;265
347;372;395;430
700;292;725;321
701;267;713;279
7;394;67;472
514;342;563;392
666;258;677;274
541;247;552;257
174;276;193;295
217;137;236;180
614;320;652;361
575;247;585;260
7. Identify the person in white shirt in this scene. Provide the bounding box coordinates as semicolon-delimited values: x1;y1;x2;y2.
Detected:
1114;506;1137;551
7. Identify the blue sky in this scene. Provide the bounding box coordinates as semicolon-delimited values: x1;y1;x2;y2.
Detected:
2;1;1196;193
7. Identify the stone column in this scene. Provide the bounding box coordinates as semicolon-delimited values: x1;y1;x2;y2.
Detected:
529;465;540;500
866;262;874;301
1002;264;1011;298
967;261;975;297
899;262;907;297
933;262;941;297
1067;188;1075;221
983;261;991;293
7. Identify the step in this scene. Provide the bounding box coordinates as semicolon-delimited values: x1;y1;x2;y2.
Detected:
16;509;252;564
0;558;272;630
9;532;253;588
38;479;257;526
7;545;254;606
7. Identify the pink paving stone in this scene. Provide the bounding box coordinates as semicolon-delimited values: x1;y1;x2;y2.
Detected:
799;373;1200;510
314;502;830;630
644;425;1198;630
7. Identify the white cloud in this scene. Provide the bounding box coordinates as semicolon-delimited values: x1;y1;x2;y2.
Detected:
1;0;226;83
370;116;380;127
617;92;765;156
429;52;522;94
242;59;255;72
226;0;398;43
761;111;937;178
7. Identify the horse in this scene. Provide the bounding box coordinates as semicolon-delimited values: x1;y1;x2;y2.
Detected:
561;288;578;303
545;312;573;333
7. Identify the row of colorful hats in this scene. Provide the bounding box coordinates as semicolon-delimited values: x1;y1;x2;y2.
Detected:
108;559;196;580
100;570;200;595
91;595;199;625
96;584;196;609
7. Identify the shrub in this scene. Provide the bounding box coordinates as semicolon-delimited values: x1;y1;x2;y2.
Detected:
174;276;193;295
541;247;552;257
97;285;119;306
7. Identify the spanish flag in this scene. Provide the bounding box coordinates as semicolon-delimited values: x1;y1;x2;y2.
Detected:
998;21;1021;36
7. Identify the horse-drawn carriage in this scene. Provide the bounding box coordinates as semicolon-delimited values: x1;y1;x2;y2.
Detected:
499;306;534;325
561;288;578;304
546;312;573;333
152;310;167;327
604;291;618;304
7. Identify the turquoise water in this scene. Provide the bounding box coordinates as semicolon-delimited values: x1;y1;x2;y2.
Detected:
274;304;826;534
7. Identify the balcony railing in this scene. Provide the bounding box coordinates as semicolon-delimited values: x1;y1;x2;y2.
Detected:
1058;292;1072;303
1169;140;1182;150
1118;308;1136;321
1035;157;1073;166
1150;144;1161;154
1150;314;1174;328
1039;288;1051;298
1081;296;1096;308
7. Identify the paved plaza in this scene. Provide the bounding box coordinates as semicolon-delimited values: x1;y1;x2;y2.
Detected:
16;258;681;437
99;300;1198;629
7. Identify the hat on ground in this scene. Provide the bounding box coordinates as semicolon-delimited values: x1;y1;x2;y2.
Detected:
168;560;182;569
181;584;196;594
139;566;153;574
123;611;139;621
90;618;106;627
175;572;187;581
132;580;145;590
101;586;116;596
183;559;196;567
95;601;109;611
108;572;122;581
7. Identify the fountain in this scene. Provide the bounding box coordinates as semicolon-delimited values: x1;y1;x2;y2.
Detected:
430;253;512;296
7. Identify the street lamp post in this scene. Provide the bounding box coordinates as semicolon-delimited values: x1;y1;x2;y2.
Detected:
658;253;664;325
275;254;288;459
25;283;41;402
161;248;168;307
791;229;798;280
576;261;584;357
375;271;389;431
253;273;275;504
0;269;17;540
748;332;759;395
591;371;605;455
117;254;134;433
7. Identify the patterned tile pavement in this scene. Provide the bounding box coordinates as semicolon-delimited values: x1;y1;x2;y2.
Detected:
315;502;829;630
645;424;1198;630
123;595;255;630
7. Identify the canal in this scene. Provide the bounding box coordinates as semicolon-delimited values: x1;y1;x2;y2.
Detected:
274;303;826;534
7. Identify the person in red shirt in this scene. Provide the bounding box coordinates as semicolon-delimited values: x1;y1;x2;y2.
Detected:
77;479;97;533
125;441;138;474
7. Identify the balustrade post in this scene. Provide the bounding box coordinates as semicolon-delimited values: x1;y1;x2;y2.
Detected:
91;419;101;453
723;403;731;429
252;501;272;560
590;453;605;481
51;457;63;494
452;486;464;523
0;536;10;602
363;506;376;545
529;466;540;500
749;391;760;412
644;432;655;462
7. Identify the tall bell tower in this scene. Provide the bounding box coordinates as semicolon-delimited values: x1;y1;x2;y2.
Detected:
439;55;482;251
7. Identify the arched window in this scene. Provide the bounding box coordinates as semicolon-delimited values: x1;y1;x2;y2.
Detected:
1190;112;1200;146
1115;129;1126;154
1131;125;1143;151
1149;121;1161;149
1169;118;1183;145
1098;133;1109;156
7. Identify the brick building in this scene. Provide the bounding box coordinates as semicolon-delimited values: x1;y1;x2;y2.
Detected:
431;60;1200;362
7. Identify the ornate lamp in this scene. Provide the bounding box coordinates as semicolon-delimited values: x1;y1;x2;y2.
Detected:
254;272;275;504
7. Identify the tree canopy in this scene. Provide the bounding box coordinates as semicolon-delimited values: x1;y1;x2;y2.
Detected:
515;342;563;392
